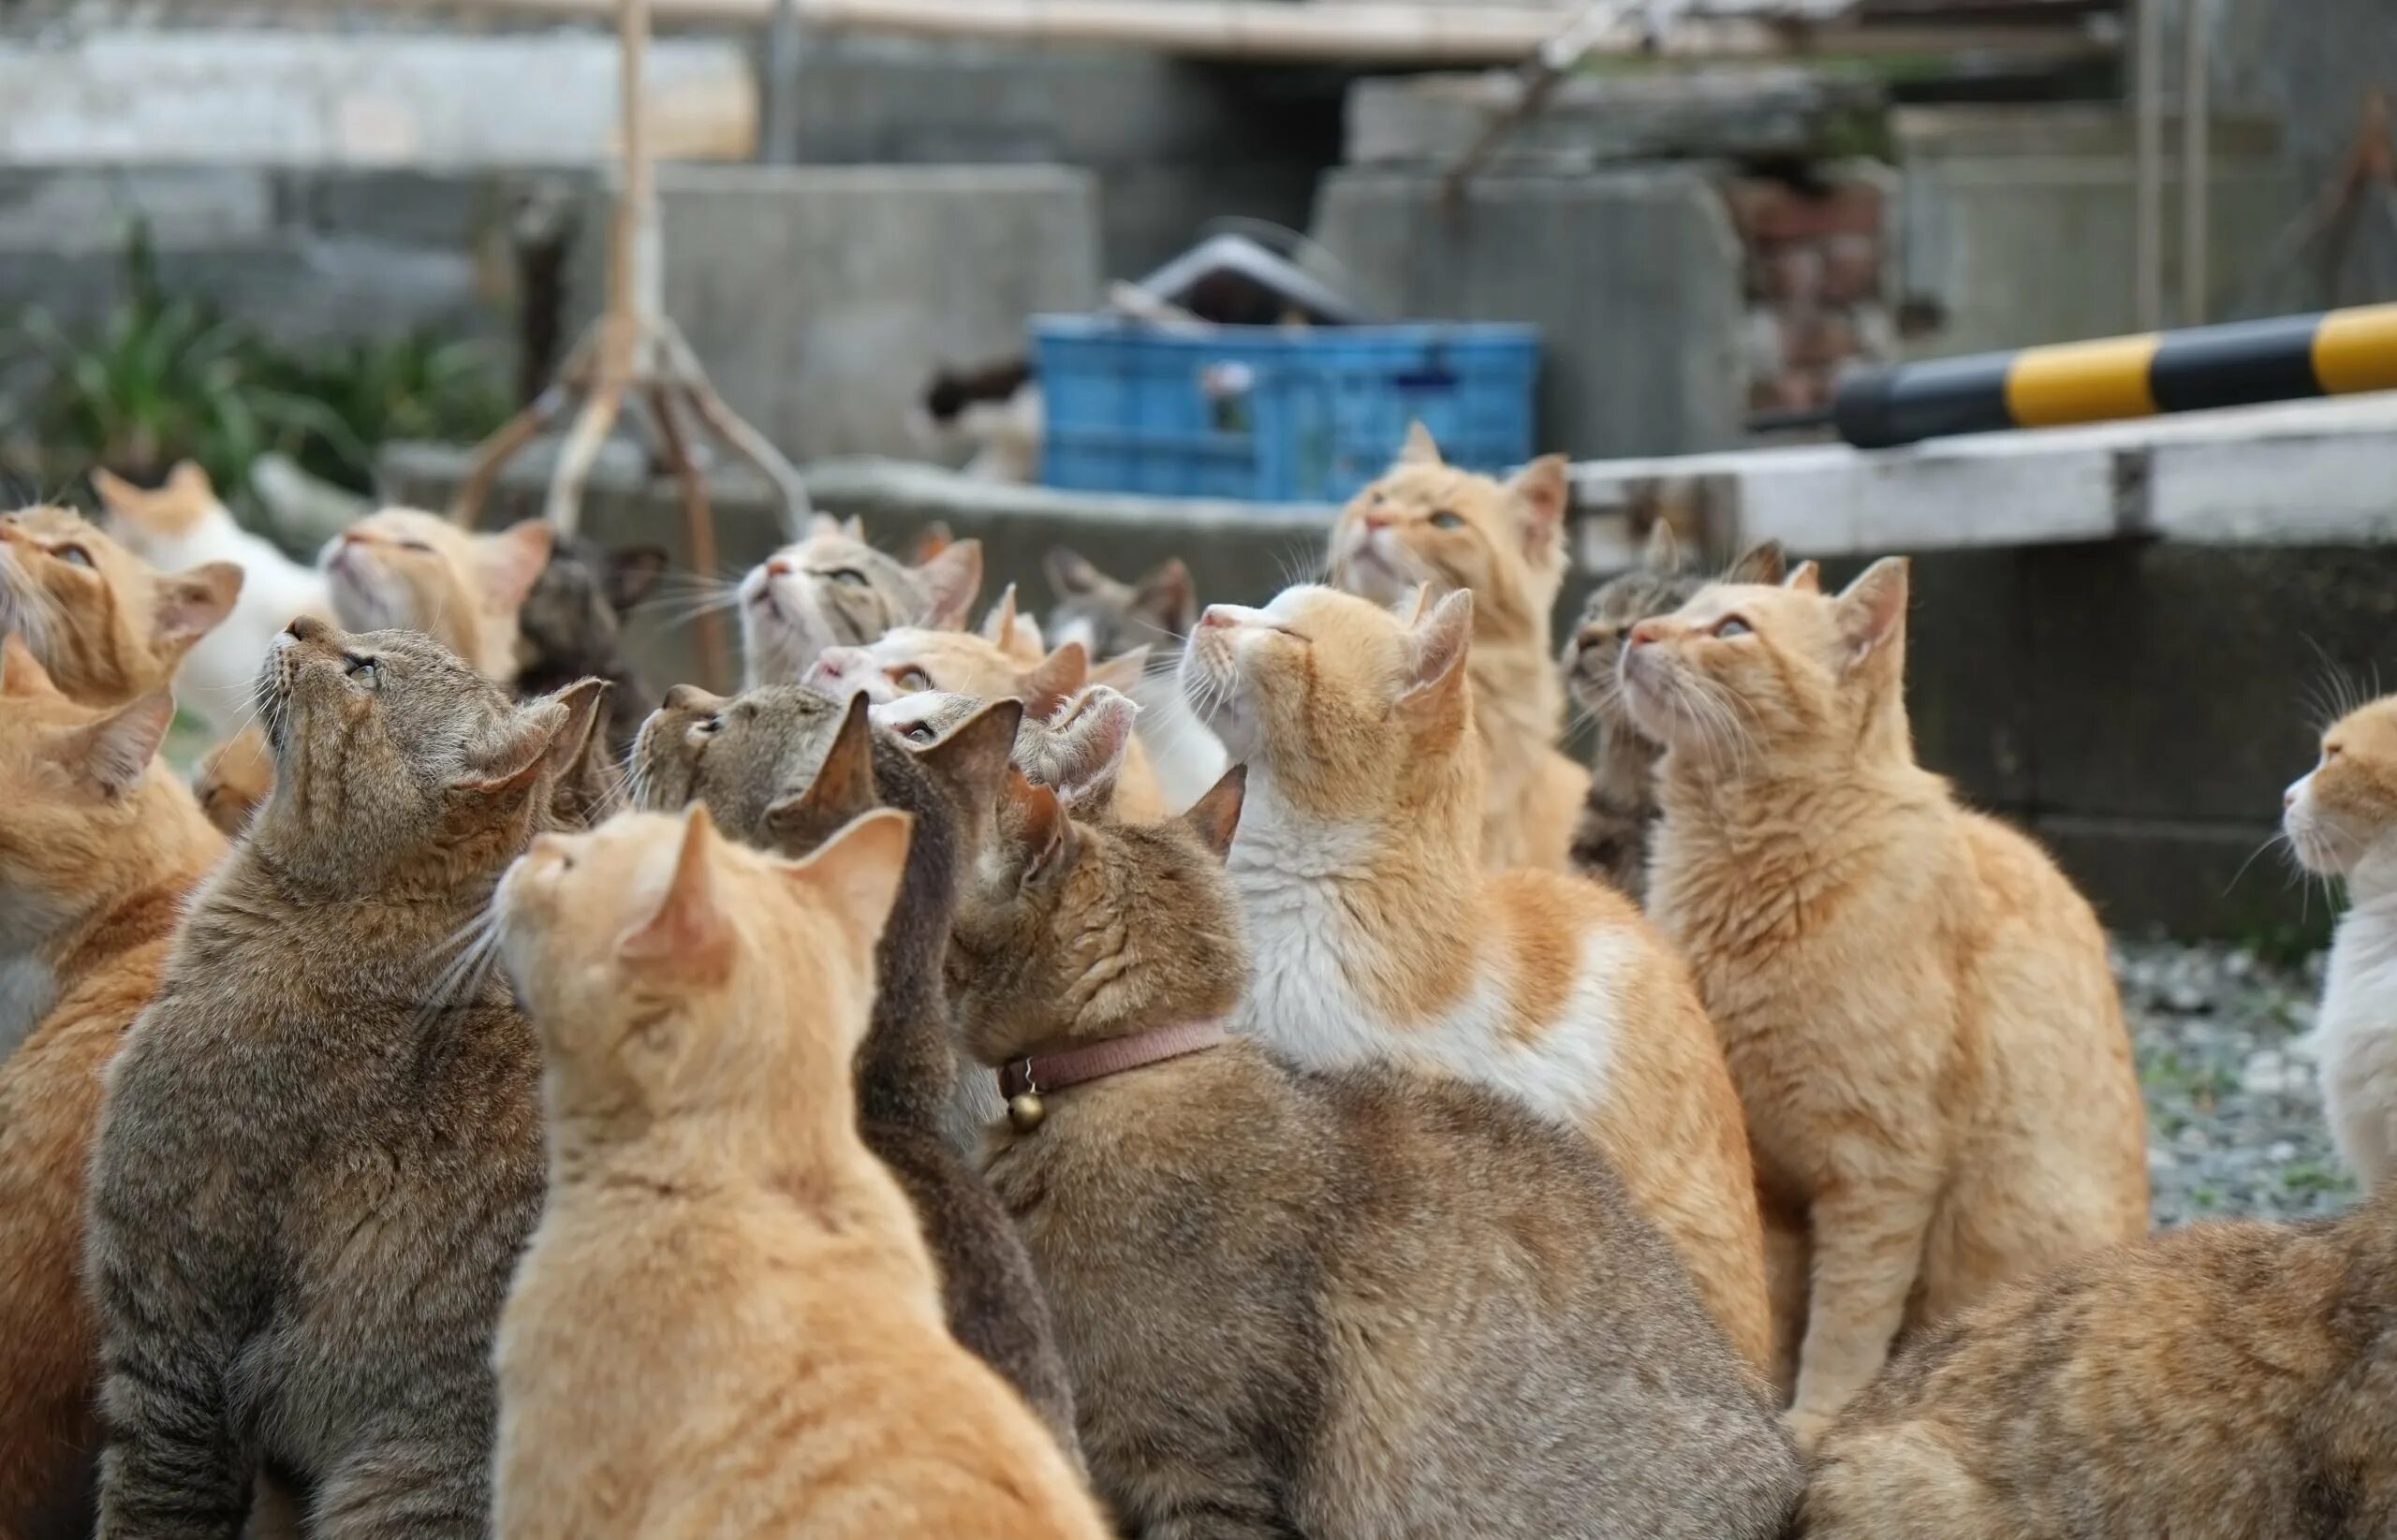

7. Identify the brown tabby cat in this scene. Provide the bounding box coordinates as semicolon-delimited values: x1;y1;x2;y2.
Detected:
1808;1181;2397;1539
491;805;1110;1540
0;506;243;711
937;748;1803;1538
629;684;1082;1451
1327;424;1585;872
85;619;602;1539
320;506;553;683
0;638;225;1540
1627;557;2150;1440
1562;527;1785;902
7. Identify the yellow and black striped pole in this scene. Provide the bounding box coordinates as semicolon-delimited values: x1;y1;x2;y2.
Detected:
1831;302;2397;449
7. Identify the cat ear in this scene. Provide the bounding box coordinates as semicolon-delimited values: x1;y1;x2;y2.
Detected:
762;691;879;852
1048;687;1139;814
916;538;983;631
1399;588;1475;718
456;679;605;799
1784;560;1822;594
841;515;865;541
2;632;60;698
606;546;670;612
55;689;175;796
154;562;245;651
912;697;1023;811
784;806;915;946
1507;455;1570;564
478;521;555;614
1182;763;1247;861
1397;420;1444;467
90;466;139;516
1022;641;1088;720
168;461;213;499
908;522;955;565
1722;539;1787;586
1834;557;1909;667
1135;558;1198;637
979;584;1022;649
620;803;735;983
1643;519;1683;575
1002;769;1071;885
808;513;846;540
1087;645;1149;694
1044;546;1103;598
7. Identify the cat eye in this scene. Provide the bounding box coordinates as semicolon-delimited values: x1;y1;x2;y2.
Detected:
1429;511;1466;531
901;723;936;743
398;539;434;554
54;544;93;568
695;715;723;736
896;667;932;691
2325;742;2346;760
1713;617;1754;638
826;568;870;588
343;653;377;683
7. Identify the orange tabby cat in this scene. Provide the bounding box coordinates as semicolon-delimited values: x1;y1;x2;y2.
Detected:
811;625;1168;822
1626;557;2149;1441
491;806;1109;1540
0;637;226;1539
0;506;243;710
320;507;552;683
1328;425;1586;872
1181;581;1774;1374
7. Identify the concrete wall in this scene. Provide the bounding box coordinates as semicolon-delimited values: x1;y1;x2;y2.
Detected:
1311;167;1749;460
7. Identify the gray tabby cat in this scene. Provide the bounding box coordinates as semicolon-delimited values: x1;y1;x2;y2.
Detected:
738;515;983;687
1561;528;1786;902
85;618;602;1540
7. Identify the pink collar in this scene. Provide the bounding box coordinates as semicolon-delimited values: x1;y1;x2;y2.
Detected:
996;1019;1228;1101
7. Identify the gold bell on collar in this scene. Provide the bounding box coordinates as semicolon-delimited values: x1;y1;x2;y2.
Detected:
1007;1091;1048;1133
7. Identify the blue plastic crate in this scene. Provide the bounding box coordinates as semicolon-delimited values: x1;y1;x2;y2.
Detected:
1034;316;1539;504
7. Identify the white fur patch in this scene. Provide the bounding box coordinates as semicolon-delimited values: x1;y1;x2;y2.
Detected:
2316;875;2397;1187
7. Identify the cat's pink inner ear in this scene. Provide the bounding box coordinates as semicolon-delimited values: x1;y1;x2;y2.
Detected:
1835;557;1910;664
66;690;175;796
1723;540;1787;586
479;521;555;613
1404;588;1475;696
1397;420;1444;467
622;805;735;979
916;538;984;630
787;805;915;943
1784;560;1823;594
1508;455;1570;558
155;562;245;646
1;632;60;698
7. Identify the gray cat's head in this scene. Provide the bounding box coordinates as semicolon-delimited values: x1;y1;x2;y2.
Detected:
629;682;855;843
737;517;983;688
1562;531;1786;732
252;616;602;891
517;535;667;684
1042;548;1198;662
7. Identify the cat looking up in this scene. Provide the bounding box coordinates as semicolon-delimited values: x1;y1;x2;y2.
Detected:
1041;548;1228;812
319;506;553;685
628;684;1082;1450
490;805;1108;1540
1327;424;1585;872
1627;557;2149;1442
0;505;243;711
85;620;603;1539
933;746;1802;1538
2283;692;2397;1188
738;514;984;688
1180;580;1775;1375
0;636;224;1538
92;462;336;736
1562;526;1786;902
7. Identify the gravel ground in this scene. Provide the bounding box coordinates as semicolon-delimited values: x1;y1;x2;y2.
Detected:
2116;939;2360;1227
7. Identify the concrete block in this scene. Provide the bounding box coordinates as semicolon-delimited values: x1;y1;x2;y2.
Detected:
1311;167;1747;459
0;165;273;252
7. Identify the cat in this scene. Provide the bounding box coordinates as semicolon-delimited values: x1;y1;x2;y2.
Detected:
1179;579;1775;1375
84;618;603;1540
811;625;1169;822
514;534;668;760
1806;1181;2397;1540
92;461;336;735
874;685;1140;819
1562;526;1787;902
1327;423;1587;872
2284;691;2397;1188
489;804;1109;1540
738;515;984;687
0;506;243;711
935;746;1803;1538
627;684;1084;1452
911;358;1041;484
1043;548;1228;812
319;506;554;684
1625;556;2150;1442
0;635;226;1539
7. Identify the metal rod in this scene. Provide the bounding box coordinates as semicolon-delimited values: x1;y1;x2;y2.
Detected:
2133;0;2165;331
2179;0;2209;325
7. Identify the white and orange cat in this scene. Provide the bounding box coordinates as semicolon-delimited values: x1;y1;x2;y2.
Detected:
0;505;243;712
490;804;1109;1540
320;507;553;684
1328;424;1587;872
1181;580;1774;1374
92;462;334;734
1625;557;2149;1442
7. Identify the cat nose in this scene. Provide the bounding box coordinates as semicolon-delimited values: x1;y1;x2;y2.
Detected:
765;558;793;579
1198;607;1235;631
1626;620;1669;649
1360;512;1391;532
286;615;332;645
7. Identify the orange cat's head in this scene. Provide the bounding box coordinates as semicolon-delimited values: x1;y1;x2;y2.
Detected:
320;509;552;682
0;632;199;940
1327;423;1570;638
92;461;223;546
1619;557;1910;770
0;506;243;707
496;803;911;1124
1179;581;1477;823
808;627;1090;719
2285;694;2397;887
